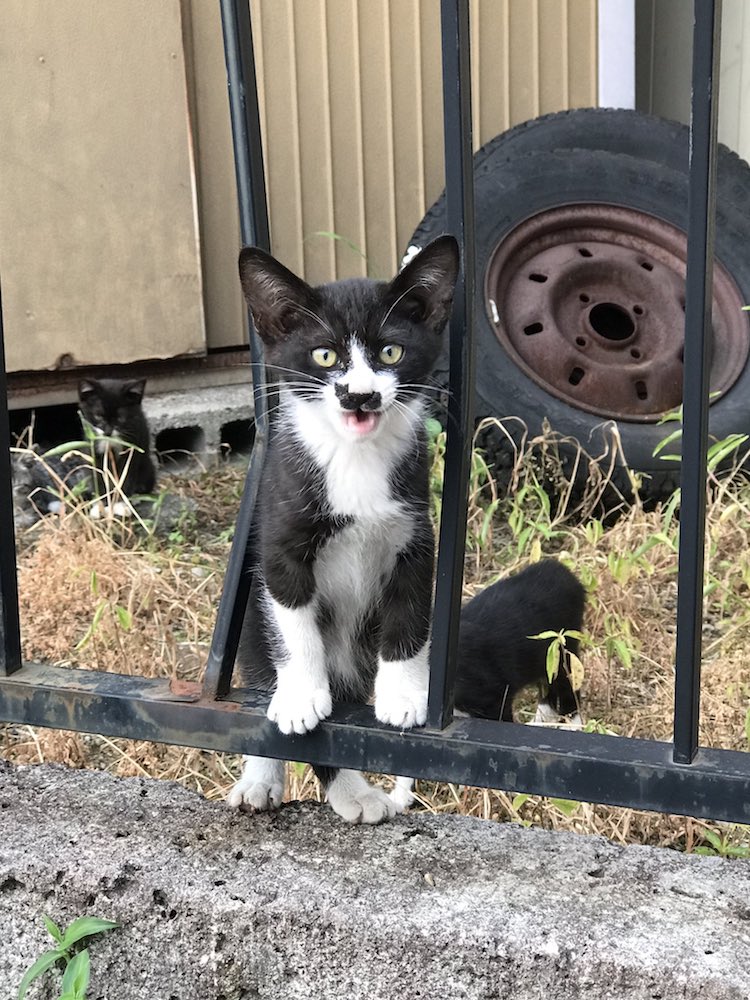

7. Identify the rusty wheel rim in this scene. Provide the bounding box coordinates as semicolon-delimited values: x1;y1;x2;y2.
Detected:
485;205;750;422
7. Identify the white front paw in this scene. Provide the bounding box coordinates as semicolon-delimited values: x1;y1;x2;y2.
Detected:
267;684;332;735
375;688;428;729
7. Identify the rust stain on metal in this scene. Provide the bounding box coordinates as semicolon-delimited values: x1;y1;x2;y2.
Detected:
169;678;202;699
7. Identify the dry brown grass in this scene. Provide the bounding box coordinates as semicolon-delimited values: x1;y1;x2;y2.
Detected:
4;435;750;857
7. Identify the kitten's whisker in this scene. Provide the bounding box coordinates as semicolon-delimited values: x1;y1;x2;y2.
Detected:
262;364;327;385
401;383;453;398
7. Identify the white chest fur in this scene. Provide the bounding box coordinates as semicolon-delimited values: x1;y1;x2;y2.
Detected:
283;393;423;681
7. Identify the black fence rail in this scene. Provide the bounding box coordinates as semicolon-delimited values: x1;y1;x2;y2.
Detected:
3;0;750;825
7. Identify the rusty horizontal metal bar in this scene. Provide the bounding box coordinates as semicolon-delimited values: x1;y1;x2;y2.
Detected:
1;663;749;824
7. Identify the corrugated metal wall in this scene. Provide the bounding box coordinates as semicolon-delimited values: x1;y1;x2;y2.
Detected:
4;1;598;369
248;0;598;286
193;0;597;351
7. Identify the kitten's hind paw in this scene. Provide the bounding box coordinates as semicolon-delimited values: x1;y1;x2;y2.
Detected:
227;757;285;812
390;776;416;812
327;771;397;825
267;685;332;735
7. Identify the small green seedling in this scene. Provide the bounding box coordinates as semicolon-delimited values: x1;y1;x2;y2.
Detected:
528;628;586;689
18;915;118;1000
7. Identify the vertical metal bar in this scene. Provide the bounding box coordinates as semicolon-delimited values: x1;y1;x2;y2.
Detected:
0;282;22;676
673;0;722;764
204;0;271;699
427;0;476;729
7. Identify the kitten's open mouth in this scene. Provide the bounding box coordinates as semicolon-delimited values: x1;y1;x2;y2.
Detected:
341;409;381;436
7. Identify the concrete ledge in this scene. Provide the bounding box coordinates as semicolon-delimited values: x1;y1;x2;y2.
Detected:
1;760;749;999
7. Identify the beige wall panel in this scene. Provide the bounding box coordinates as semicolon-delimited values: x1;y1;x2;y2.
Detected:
355;1;399;280
508;1;541;124
293;1;336;285
418;1;446;222
566;0;597;109
325;2;368;278
474;1;511;146
255;1;305;276
539;0;568;110
389;3;429;272
184;0;244;351
0;0;205;372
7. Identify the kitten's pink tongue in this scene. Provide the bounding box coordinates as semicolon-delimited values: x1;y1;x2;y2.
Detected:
342;410;380;435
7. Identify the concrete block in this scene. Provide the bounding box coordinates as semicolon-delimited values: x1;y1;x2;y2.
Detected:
1;759;749;1000
144;384;254;465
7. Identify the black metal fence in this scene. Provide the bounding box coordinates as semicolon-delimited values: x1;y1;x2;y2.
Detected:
2;0;749;825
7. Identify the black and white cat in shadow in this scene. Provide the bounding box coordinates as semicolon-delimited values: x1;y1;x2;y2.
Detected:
78;377;156;515
12;377;156;527
227;236;460;824
391;558;586;811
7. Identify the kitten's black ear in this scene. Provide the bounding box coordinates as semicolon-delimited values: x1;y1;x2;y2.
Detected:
385;235;460;334
78;379;98;401
124;378;146;402
238;246;319;343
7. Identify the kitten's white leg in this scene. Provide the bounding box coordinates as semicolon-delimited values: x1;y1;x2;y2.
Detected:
374;643;429;729
327;770;396;825
390;775;416;812
227;755;285;812
532;701;562;725
111;500;131;518
266;598;332;735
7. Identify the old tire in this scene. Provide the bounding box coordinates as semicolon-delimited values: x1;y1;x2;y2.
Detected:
410;146;750;504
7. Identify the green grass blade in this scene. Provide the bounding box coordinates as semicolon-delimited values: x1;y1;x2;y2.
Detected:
60;917;119;951
17;949;61;1000
61;949;90;994
43;915;63;945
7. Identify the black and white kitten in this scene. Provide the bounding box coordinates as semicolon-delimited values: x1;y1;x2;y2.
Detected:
227;236;459;824
78;377;156;511
391;558;586;810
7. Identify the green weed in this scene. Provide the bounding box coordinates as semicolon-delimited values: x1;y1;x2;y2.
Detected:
18;915;118;1000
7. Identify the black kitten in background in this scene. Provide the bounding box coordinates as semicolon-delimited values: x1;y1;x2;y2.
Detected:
391;558;586;810
455;558;585;723
78;378;156;499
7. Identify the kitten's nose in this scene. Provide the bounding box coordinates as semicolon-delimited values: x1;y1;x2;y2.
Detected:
335;385;382;411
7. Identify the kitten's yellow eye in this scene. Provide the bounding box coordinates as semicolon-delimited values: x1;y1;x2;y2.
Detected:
379;344;404;365
312;347;338;368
